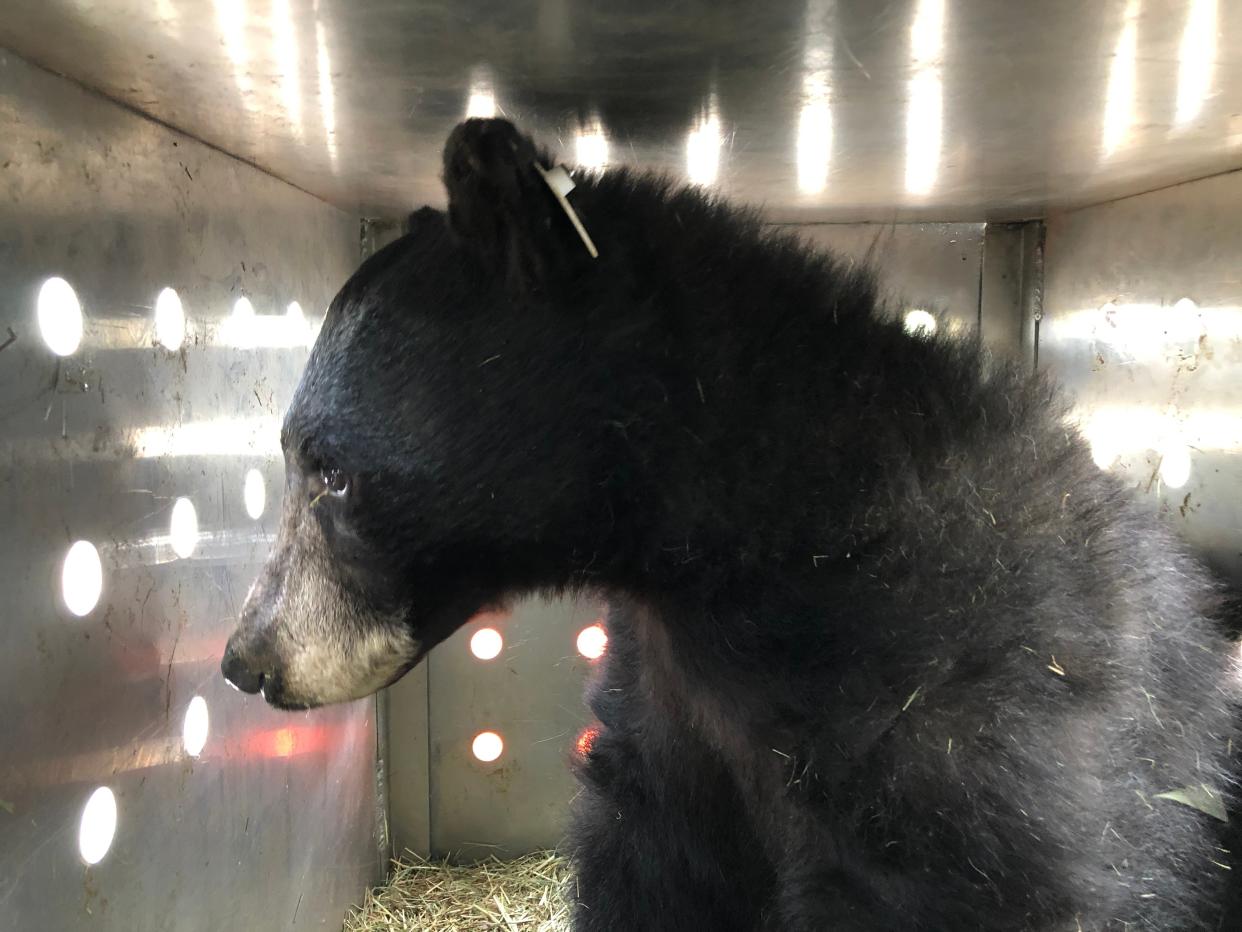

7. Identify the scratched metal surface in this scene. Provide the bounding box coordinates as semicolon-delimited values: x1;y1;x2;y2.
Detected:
1041;173;1242;587
0;48;380;930
1;1;1241;221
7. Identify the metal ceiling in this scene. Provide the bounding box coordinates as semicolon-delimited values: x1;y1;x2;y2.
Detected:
2;0;1240;220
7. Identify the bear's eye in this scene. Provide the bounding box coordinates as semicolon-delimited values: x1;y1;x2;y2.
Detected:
321;467;350;498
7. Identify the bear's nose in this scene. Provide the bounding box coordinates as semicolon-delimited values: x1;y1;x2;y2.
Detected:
220;638;269;695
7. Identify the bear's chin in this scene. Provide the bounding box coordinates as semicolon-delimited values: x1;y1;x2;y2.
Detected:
261;650;429;711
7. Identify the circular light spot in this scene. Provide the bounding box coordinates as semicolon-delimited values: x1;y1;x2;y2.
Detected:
38;277;83;356
472;731;504;763
169;497;199;558
903;309;937;337
287;301;315;348
1159;443;1192;489
78;787;117;865
243;468;266;520
153;287;186;351
230;297;256;348
1167;297;1205;343
470;627;503;660
577;623;608;660
575;124;610;171
182;696;209;757
1082;418;1124;471
1090;438;1118;470
62;541;103;617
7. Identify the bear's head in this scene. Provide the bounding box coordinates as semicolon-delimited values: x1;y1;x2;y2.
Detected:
221;118;884;709
221;119;717;708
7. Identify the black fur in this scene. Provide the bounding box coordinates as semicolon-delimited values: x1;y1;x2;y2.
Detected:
288;120;1238;930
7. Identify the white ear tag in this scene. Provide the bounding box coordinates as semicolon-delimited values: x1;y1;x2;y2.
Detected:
544;164;577;197
535;163;600;259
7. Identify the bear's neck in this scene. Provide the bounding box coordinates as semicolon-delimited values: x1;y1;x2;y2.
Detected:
625;306;984;594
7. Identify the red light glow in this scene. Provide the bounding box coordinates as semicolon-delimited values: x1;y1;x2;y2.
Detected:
240;723;333;760
272;728;296;758
575;726;600;757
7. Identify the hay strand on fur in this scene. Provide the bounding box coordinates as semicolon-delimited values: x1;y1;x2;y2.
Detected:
1153;784;1229;822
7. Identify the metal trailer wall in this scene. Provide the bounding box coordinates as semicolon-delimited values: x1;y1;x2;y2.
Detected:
0;49;382;930
1041;172;1242;589
4;0;1241;225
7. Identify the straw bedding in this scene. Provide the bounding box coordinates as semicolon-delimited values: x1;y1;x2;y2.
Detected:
345;851;573;931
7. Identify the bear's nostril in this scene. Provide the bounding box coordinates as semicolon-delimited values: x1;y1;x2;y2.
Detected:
220;643;266;695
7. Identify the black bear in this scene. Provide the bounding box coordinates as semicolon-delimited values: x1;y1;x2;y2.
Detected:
222;119;1238;930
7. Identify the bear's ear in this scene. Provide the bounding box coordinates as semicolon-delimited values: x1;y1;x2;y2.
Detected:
442;118;590;294
405;205;444;236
